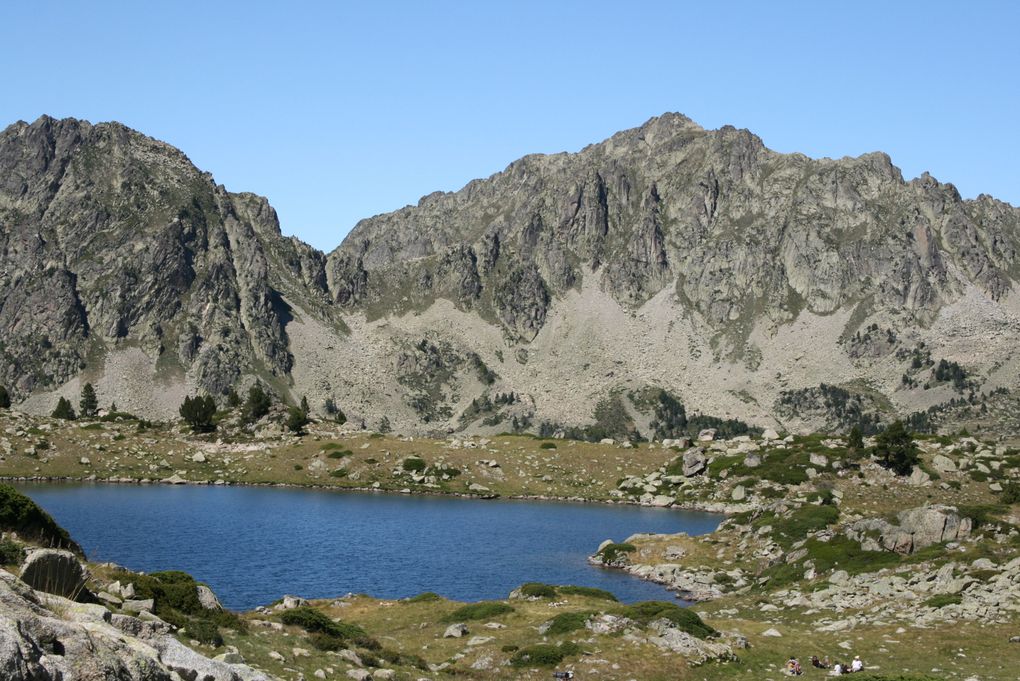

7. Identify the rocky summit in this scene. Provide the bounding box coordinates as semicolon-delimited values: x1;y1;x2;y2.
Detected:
2;114;1020;436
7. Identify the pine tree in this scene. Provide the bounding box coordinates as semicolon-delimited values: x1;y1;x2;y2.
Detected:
847;425;864;451
300;395;310;415
286;406;309;435
52;397;76;420
179;395;217;433
226;388;241;408
0;386;10;410
242;385;271;424
79;383;98;418
874;420;918;476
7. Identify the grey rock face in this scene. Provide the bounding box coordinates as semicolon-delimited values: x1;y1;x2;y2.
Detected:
847;504;972;554
0;116;300;403
0;570;279;681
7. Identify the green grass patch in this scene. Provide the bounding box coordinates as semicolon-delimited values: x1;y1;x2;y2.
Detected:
924;593;962;608
441;601;514;622
545;611;594;635
509;642;582;668
327;449;353;459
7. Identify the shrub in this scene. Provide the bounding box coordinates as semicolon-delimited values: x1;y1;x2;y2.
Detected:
539;441;557;449
519;582;557;598
1000;482;1020;504
558;585;618;602
402;457;427;473
328;449;353;459
597;542;636;564
545;611;593;635
329;469;347;478
0;538;23;565
403;592;442;604
0;386;10;409
281;607;368;640
179;395;217;433
510;642;581;667
184;618;223;646
616;601;716;639
441;601;514;622
957;504;1004;528
0;484;80;553
924;593;962;608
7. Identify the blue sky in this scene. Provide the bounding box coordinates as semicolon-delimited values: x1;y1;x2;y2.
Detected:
3;1;1017;251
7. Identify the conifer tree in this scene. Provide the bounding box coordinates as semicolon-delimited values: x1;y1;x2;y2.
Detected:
79;383;98;418
52;397;76;420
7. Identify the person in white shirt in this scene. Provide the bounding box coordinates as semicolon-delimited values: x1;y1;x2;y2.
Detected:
850;655;864;672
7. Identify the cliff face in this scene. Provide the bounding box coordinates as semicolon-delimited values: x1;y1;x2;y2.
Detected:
328;113;1019;342
0;117;324;410
2;114;1020;434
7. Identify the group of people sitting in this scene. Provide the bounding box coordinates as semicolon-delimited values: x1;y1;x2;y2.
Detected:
785;654;864;675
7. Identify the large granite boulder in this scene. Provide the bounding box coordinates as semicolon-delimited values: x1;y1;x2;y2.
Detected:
18;549;90;601
847;504;973;554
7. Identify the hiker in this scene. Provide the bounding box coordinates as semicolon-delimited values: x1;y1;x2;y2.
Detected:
832;661;845;675
785;656;803;676
850;655;863;672
811;655;830;669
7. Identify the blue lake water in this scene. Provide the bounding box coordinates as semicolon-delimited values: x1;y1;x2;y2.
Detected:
16;483;721;610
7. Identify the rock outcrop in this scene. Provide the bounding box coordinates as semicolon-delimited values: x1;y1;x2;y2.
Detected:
847;504;973;554
0;570;276;681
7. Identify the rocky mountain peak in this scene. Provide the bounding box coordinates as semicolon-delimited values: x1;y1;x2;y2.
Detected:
2;114;1020;437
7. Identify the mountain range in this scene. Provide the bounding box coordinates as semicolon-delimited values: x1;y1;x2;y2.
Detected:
2;113;1019;437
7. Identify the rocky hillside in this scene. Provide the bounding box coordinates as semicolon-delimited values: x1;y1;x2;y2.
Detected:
3;114;1020;435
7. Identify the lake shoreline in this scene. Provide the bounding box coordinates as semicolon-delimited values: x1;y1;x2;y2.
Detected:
2;473;737;516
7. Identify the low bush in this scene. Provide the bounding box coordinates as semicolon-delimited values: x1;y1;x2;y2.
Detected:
957;504;1005;528
184;618;223;646
441;601;514;622
0;484;81;553
616;601;716;638
509;642;582;668
597;542;636;564
403;592;442;604
328;449;353;459
558;585;618;602
924;593;962;608
539;442;557;449
999;482;1020;504
545;611;593;635
519;582;557;598
0;538;23;565
329;469;348;478
402;457;427;473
